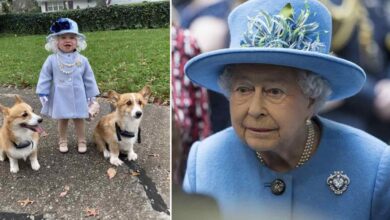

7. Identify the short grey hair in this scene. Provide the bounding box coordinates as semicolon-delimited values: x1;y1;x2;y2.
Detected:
218;66;332;113
45;35;87;53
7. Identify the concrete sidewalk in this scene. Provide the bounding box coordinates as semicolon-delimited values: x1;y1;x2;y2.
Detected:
0;87;170;220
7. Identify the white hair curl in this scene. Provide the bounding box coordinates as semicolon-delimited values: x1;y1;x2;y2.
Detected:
45;35;87;53
218;66;332;113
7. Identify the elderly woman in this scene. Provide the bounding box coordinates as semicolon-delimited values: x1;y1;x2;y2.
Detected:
182;0;390;219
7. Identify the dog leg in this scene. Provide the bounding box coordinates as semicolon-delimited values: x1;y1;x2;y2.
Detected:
127;143;138;161
108;142;123;166
94;132;108;158
29;151;40;171
9;157;19;173
103;149;110;159
0;149;5;161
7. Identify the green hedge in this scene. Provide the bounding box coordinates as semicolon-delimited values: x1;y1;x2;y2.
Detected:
0;1;169;34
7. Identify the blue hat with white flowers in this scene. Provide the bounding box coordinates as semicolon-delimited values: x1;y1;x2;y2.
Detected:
46;18;85;40
184;0;366;101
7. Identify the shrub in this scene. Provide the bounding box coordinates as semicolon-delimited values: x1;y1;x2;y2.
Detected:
0;1;169;34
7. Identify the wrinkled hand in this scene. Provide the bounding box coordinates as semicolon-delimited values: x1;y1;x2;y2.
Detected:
374;79;390;120
39;96;48;107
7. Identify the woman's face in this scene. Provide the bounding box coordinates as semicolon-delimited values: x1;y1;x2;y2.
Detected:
229;64;314;152
57;34;77;53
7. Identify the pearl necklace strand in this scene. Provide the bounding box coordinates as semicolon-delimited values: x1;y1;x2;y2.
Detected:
256;120;316;168
56;53;81;75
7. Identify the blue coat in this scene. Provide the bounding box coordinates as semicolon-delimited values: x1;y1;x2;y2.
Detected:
36;51;100;119
183;117;390;220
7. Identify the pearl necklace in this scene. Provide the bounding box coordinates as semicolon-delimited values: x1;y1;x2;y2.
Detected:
256;120;316;168
56;53;81;75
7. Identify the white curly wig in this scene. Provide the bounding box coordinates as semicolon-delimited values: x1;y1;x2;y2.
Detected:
219;65;332;113
45;35;87;53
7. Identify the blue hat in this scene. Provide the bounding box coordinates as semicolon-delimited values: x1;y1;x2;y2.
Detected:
46;18;85;40
184;0;366;100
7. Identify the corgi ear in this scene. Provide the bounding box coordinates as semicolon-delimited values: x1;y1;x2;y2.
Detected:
14;95;23;104
107;90;120;102
140;86;151;100
0;104;9;116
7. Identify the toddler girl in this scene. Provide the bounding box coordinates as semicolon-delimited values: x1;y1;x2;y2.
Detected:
36;18;100;153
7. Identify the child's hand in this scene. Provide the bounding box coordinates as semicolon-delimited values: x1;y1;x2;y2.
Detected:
39;96;48;106
87;98;100;121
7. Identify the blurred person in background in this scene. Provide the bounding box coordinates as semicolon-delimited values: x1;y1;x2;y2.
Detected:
172;116;221;220
171;8;211;184
319;0;390;143
174;0;234;133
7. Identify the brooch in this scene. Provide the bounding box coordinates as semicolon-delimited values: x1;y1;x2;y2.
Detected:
327;171;350;195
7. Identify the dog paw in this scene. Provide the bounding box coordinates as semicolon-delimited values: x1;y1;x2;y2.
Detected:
10;166;19;173
103;150;110;159
110;157;123;166
31;161;40;171
128;152;138;161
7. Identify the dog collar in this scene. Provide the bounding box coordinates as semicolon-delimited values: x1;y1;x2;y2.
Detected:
115;123;142;143
115;122;135;141
12;140;33;149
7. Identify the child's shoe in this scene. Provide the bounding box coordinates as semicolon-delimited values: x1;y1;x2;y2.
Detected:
59;140;68;153
78;140;87;154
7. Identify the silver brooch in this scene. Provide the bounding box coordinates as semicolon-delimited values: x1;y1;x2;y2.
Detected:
327;171;350;195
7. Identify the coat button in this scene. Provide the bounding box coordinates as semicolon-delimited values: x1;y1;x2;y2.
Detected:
271;179;285;195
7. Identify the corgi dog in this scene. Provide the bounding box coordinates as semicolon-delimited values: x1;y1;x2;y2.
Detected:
0;95;44;173
93;86;151;166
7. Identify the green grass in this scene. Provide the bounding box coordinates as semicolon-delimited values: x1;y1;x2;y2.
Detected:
0;29;170;102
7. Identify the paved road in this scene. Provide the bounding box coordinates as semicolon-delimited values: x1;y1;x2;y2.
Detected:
0;87;170;220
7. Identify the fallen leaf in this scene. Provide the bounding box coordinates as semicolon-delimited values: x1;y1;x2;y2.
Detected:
153;98;163;105
59;185;70;197
40;130;49;137
130;170;140;176
85;208;99;217
107;167;117;179
17;198;34;207
59;191;67;197
148;153;159;157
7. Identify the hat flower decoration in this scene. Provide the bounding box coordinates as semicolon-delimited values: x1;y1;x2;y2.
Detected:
241;3;326;52
50;18;71;33
47;18;85;40
185;0;366;101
